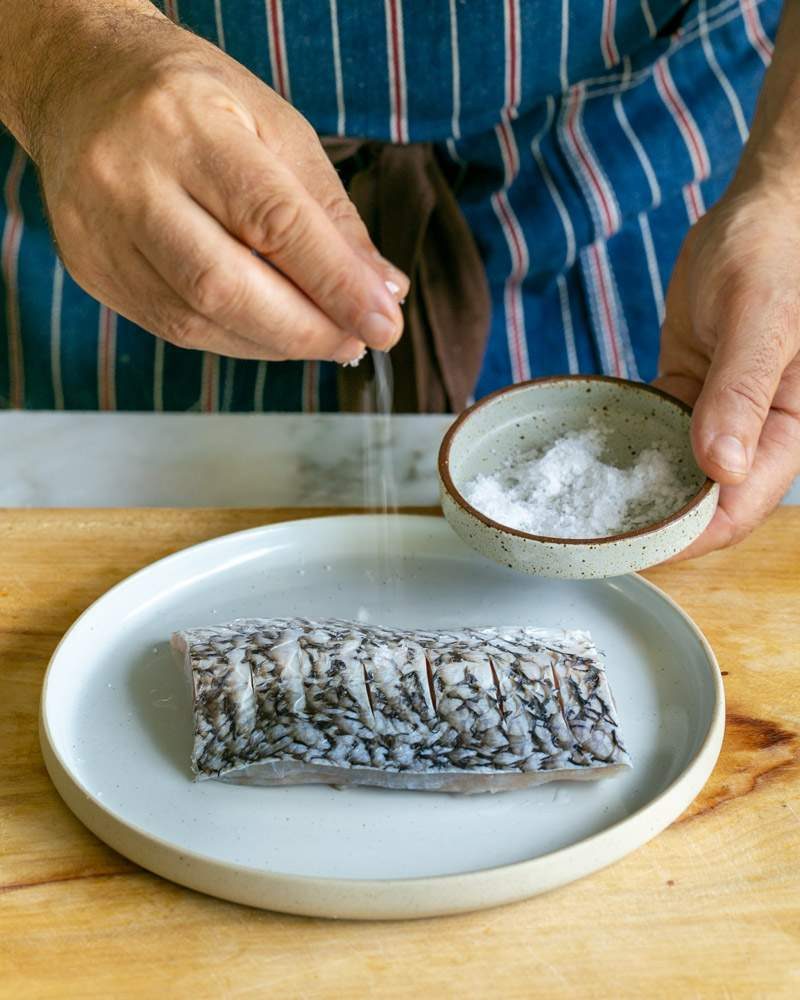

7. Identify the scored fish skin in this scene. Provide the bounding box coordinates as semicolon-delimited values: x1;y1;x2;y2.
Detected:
171;619;632;794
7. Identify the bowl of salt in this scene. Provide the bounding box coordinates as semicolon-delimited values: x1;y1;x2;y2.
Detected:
438;375;719;579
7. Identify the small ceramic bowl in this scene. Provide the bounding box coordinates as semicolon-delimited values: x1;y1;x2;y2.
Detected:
438;376;719;579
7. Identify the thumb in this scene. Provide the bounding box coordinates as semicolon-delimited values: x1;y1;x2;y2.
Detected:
690;299;798;484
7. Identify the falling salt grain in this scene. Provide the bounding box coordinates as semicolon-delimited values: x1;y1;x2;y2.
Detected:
464;427;693;539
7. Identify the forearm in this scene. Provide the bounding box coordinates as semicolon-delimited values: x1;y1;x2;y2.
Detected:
733;0;800;194
0;0;168;156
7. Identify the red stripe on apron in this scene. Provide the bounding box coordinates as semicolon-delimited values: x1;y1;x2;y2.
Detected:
267;0;291;99
386;0;408;143
98;306;117;411
654;60;710;180
565;86;618;237
589;242;623;378
2;146;27;408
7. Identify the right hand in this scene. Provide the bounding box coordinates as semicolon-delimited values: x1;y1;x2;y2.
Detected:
33;9;408;363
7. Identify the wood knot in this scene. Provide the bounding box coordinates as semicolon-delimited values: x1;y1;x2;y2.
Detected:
677;712;799;824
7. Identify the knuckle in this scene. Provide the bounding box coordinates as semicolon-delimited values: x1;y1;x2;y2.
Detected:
134;84;177;128
76;137;119;193
316;267;358;313
241;194;303;255
278;327;319;360
185;263;243;317
719;375;773;419
161;315;199;348
321;193;361;228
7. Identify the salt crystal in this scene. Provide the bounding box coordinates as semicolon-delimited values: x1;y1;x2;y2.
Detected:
464;427;693;539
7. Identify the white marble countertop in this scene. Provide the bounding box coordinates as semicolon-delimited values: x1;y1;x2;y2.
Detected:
0;411;797;508
0;412;452;507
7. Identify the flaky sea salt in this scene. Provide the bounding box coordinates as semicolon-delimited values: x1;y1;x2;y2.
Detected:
464;427;693;538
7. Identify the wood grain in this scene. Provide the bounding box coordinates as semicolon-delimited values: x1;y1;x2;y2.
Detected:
1;508;799;999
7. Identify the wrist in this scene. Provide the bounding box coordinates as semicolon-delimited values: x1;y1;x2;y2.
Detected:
0;0;170;158
730;2;800;200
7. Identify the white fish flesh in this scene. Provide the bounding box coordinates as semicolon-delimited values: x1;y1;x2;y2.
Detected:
171;618;631;793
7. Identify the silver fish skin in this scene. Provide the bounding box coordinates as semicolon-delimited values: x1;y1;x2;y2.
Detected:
171;618;632;794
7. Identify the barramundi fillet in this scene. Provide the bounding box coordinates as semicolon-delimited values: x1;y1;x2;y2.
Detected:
171;618;631;793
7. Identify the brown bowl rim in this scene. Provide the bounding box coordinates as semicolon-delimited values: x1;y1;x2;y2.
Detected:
438;375;717;546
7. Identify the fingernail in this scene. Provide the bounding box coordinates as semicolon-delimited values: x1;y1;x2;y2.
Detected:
709;434;748;474
359;311;398;348
333;337;366;364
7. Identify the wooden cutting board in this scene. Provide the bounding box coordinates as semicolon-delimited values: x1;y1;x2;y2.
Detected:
1;508;798;998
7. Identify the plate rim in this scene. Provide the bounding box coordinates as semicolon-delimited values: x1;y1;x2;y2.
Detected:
39;513;725;918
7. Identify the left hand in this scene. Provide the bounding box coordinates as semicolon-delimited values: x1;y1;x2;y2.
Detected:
655;180;800;560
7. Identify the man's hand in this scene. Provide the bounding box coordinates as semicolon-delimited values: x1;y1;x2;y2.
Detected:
654;0;800;559
655;187;800;558
2;2;408;363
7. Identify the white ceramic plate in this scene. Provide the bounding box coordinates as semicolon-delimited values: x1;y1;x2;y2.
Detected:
40;515;723;920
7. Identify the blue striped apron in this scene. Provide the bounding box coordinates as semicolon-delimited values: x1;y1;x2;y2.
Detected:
0;0;780;411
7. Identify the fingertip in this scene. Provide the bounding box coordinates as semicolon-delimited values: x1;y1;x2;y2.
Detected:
384;268;410;301
363;248;410;301
334;338;367;365
358;310;403;351
693;429;751;484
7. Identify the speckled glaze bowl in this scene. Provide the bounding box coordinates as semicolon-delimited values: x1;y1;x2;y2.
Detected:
438;376;719;579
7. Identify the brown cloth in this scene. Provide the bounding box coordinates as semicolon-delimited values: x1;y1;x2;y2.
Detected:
322;139;491;414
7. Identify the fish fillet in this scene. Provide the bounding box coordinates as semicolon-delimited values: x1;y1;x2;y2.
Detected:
171;619;631;793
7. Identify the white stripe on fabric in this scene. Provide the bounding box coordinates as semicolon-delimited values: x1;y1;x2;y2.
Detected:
683;181;706;223
253;361;267;412
329;0;346;135
385;0;409;143
654;59;711;180
559;83;621;239
641;1;658;37
584;242;625;378
495;119;520;186
556;273;579;374
266;1;291;101
699;0;749;143
494;9;530;388
491;192;531;383
601;0;620;68
532;96;576;269
153;338;165;412
612;60;662;207
638;212;665;325
573;0;765;98
50;259;65;410
503;0;522;116
559;0;570;92
584;241;640;379
1;144;26;408
448;0;462;139
445;138;463;166
213;0;226;49
560;87;637;380
741;0;774;65
222;357;236;412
